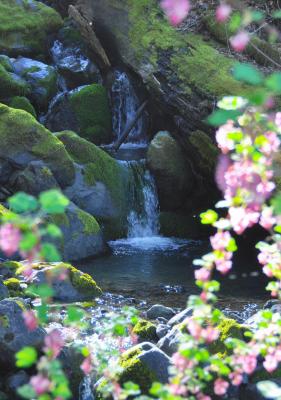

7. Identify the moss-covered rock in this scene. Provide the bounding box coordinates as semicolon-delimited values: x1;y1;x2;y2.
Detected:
3;278;23;298
0;104;75;187
132;319;157;342
0;0;63;57
0;64;29;100
8;96;36;117
69;84;111;145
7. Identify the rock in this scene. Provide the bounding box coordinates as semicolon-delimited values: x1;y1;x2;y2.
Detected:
13;57;58;109
0;104;75;188
244;312;265;331
3;278;24;298
167;307;193;326
147;131;194;211
11;161;59;196
157;324;182;356
26;262;102;301
57;131;130;239
6;371;29;398
0;282;8;300
7;96;36;118
0;298;45;370
146;304;175;320
51;40;102;89
49;202;107;261
59;345;85;398
46;84;112;145
0;0;63;57
0;63;29;100
156;324;169;339
132;319;157;342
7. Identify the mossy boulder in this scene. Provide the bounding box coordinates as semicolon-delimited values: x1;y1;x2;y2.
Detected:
26;261;102;301
57;131;130;239
0;0;63;57
3;278;23;298
0;64;29;100
147;131;194;211
49;202;107;261
0;104;75;188
13;57;58;110
8;96;36;117
132;319;157;342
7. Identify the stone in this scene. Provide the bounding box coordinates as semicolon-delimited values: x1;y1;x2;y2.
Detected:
0;63;29;101
132;319;157;342
8;96;36;118
147;131;194;211
157;325;182;356
6;371;29;397
156;324;169;339
13;57;58;109
0;282;8;300
0;298;45;370
146;304;175;320
167;307;193;326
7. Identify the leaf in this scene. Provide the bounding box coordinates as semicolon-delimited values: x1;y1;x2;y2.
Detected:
40;243;61;262
17;385;36;399
271;193;281;215
266;73;281;94
66;306;85;323
16;347;37;368
233;63;264;85
113;323;126;336
8;192;38;214
200;210;218;225
226;238;238;252
217;96;248;110
39;190;69;214
257;381;281;399
28;284;54;299
46;223;62;238
19;232;38;252
207;109;242;126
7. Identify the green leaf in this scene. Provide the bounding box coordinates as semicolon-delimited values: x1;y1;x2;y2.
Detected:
266;73;281;94
29;284;54;299
233;63;264;85
46;224;62;238
17;385;36;399
226;238;238;252
39;190;69;214
19;232;38;252
207;109;242;126
200;210;218;225
8;192;38;214
16;347;37;368
113;323;126;336
229;13;242;32
41;243;61;262
81;347;90;357
274;225;281;234
271;193;281;215
66;306;85;323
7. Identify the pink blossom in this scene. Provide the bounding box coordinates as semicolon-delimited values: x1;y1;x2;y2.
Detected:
210;231;231;251
195;267;211;282
202;326;220;343
187;319;202;340
242;355;257;374
229;207;259;234
256;181;275;197
230;372;243;386
81;355;92;375
260;207;276;230
172;352;193;371
263;354;278;373
216;121;236;154
169;383;187;396
197;394;211;400
44;329;64;359
23;310;38;331
215;155;232;192
216;3;232;23
161;0;190;26
0;223;21;256
30;374;51;395
215;257;232;274
214;378;229;396
275;112;281;129
230;31;250;52
260;132;280;156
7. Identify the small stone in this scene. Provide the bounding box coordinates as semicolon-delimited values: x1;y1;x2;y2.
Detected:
146;304;175;320
156;324;170;339
167;307;193;326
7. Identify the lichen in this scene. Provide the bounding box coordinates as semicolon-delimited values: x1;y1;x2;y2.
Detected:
77;209;101;235
69;84;112;145
8;96;36;117
132;319;157;342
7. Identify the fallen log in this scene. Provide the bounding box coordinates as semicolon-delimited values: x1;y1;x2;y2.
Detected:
68;5;111;71
113;100;148;151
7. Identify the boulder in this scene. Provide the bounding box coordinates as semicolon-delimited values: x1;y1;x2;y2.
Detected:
13;57;58;109
167;307;193;326
0;63;29;100
157;324;182;356
147;131;194;211
0;282;8;300
132;319;157;342
0;104;75;188
0;298;45;370
27;262;102;301
46;84;112;145
0;0;63;57
156;324;169;339
49;202;107;261
146;304;175;320
7;96;36;118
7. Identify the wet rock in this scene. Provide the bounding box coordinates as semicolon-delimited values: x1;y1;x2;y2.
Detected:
167;307;193;326
0;282;9;300
51;40;102;89
147;131;194;211
156;324;169;339
244;312;263;330
6;371;29;398
157;325;182;356
0;60;29;101
0;298;45;370
13;57;58;109
146;304;175;320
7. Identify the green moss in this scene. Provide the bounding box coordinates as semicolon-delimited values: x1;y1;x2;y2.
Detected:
209;318;249;357
0;65;29;99
2;261;22;273
0;315;9;328
0;55;13;72
0;0;63;56
69;84;112;145
188;130;218;176
132;319;157;342
49;212;70;228
66;264;102;297
8;96;36;117
3;277;22;297
77;209;101;235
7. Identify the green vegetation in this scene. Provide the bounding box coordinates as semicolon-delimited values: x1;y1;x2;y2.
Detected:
77;209;101;235
132;319;157;342
3;278;22;297
69;84;112;145
188;130;218;176
8;96;36;117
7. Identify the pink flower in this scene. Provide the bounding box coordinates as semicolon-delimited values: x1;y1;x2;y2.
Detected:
0;223;21;256
214;378;229;396
202;326;220;343
197;394;211;400
260;131;280;156
263;354;278;373
187;319;202;340
210;231;231;251
23;310;38;332
230;372;243;386
215;257;232;274
161;0;190;26
81;355;92;375
275;112;281;129
216;3;232;23
44;329;64;359
215;155;231;192
195;267;211;282
172;352;193;371
229;207;259;234
169;383;187;396
260;207;276;230
216;121;236;154
230;31;250;52
242;355;257;374
30;374;51;395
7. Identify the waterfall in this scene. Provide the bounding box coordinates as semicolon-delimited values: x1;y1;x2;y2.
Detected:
126;161;160;238
111;70;147;146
